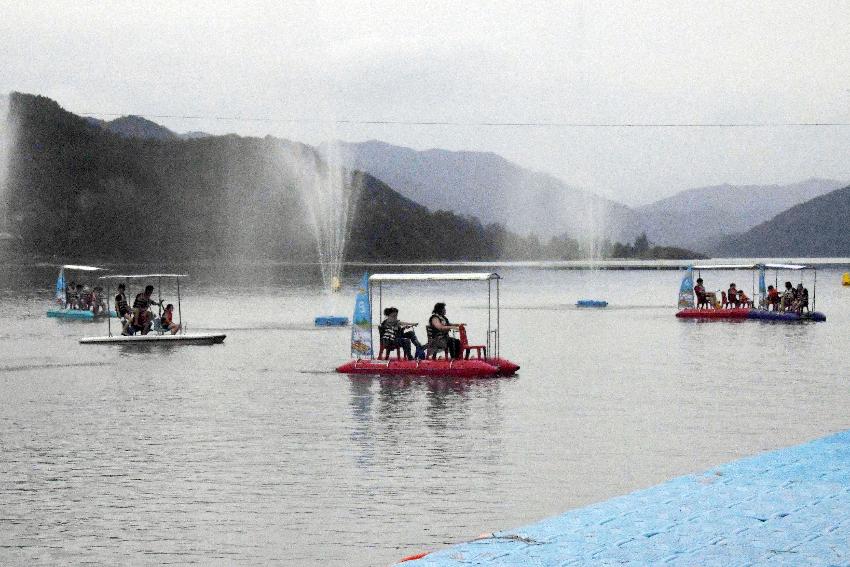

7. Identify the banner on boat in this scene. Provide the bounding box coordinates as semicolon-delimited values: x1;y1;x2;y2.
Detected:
55;268;66;306
758;265;767;306
351;273;373;358
677;266;695;309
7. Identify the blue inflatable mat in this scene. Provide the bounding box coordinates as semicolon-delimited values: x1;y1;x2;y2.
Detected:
405;429;850;566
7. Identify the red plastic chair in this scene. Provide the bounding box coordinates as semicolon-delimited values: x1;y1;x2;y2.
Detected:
458;324;486;359
378;341;402;360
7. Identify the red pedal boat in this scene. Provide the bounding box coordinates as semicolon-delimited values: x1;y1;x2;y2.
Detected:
336;273;519;377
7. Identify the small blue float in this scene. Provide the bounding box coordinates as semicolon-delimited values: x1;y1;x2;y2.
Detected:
576;299;608;308
315;316;349;327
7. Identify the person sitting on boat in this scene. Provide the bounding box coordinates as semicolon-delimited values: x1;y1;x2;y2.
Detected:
766;285;781;311
132;284;160;335
726;283;738;308
160;304;182;335
792;283;809;313
780;281;795;311
65;281;76;308
737;289;752;308
115;283;134;335
91;286;106;315
75;284;88;310
380;307;423;360
427;302;463;359
694;278;709;308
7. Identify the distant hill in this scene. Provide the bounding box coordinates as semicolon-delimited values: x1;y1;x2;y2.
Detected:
718;185;850;257
3;93;515;262
636;179;845;253
320;139;645;244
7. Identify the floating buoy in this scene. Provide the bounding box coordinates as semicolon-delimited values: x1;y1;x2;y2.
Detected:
576;299;608;308
842;272;850;286
314;316;349;326
331;276;342;292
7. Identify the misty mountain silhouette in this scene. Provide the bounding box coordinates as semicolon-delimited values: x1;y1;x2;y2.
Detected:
718;184;850;257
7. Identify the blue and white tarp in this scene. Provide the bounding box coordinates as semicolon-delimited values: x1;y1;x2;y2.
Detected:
350;273;373;358
677;265;695;309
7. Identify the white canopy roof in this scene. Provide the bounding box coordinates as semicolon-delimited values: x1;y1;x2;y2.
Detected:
370;272;500;282
61;264;104;271
693;263;808;270
99;274;188;279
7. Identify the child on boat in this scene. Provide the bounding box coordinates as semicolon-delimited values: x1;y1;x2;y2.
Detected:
161;304;181;335
380;307;423;360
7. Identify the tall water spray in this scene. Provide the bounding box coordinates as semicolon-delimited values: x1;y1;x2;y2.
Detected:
287;142;361;293
0;94;12;238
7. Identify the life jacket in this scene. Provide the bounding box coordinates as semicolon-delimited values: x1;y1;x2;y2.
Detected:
380;319;397;343
115;293;129;316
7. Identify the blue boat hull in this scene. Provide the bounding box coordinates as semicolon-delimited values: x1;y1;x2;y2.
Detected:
747;309;826;322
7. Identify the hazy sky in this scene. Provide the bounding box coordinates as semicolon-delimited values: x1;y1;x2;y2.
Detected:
2;1;849;204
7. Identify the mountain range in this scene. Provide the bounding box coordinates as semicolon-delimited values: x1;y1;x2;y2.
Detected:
321;140;845;255
3;91;847;260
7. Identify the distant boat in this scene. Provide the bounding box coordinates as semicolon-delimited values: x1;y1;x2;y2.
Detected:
675;263;825;322
46;264;115;320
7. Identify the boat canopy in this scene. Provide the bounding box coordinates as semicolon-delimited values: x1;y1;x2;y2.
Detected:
370;272;500;282
99;273;189;279
693;263;808;270
61;264;105;271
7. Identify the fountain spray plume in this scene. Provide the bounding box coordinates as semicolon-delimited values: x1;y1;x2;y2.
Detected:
287;141;362;293
0;93;14;239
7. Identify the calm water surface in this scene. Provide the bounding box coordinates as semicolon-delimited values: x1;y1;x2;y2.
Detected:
1;262;849;565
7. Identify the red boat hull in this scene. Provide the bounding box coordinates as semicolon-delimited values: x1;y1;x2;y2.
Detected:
676;308;750;319
336;357;519;377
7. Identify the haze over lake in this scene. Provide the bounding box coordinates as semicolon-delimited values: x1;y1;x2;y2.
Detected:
2;262;848;565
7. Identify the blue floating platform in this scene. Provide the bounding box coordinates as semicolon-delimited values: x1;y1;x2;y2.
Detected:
47;309;116;320
576;299;608;308
314;316;349;327
403;429;850;566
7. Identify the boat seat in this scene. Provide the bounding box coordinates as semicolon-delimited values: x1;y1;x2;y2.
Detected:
458;324;486;359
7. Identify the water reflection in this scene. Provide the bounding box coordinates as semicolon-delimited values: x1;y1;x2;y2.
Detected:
347;375;512;472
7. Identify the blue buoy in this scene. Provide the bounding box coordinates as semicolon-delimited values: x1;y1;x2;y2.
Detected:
314;316;349;326
576;299;608;308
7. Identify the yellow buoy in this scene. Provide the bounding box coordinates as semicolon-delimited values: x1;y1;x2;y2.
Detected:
842;272;850;287
331;276;342;292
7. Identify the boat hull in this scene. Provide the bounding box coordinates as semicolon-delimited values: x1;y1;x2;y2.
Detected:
336;357;519;377
676;308;825;322
79;333;227;345
47;309;117;320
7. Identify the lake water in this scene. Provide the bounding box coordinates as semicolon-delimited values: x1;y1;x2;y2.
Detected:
1;261;849;565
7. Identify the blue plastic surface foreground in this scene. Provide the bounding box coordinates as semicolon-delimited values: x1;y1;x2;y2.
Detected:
403;430;850;566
